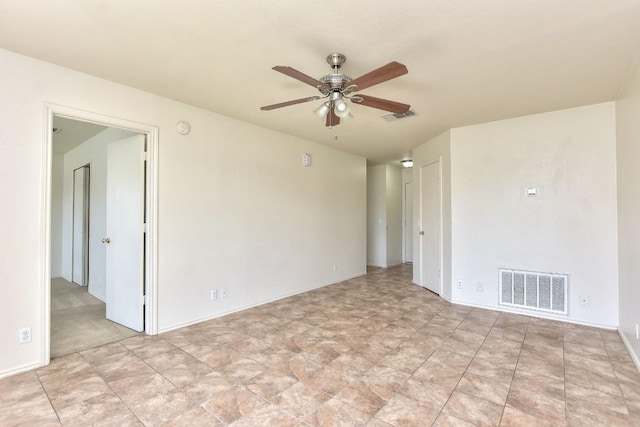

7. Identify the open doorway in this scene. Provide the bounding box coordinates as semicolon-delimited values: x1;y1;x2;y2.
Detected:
43;106;158;363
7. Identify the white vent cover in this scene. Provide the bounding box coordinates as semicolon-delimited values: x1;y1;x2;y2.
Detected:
499;269;568;315
382;110;416;121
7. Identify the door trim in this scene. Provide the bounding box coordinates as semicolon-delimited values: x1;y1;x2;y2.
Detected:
41;103;159;366
402;181;413;263
419;158;443;295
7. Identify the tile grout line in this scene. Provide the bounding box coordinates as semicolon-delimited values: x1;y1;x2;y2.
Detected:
138;342;231;426
429;309;500;425
33;369;63;426
603;329;634;420
497;319;529;426
79;346;146;426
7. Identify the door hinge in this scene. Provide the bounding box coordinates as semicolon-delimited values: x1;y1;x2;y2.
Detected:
143;295;147;305
143;223;147;233
143;151;148;161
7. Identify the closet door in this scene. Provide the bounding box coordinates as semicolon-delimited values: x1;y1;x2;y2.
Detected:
72;165;90;286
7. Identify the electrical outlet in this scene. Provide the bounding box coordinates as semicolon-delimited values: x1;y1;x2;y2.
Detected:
476;282;484;292
333;264;337;272
636;323;639;340
457;280;463;289
210;290;217;300
580;295;589;306
220;287;227;298
19;327;31;344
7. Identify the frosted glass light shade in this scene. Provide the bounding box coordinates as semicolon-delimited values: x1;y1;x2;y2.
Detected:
334;99;350;118
314;102;330;118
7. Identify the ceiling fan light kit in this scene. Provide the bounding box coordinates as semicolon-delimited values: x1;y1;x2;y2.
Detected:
332;94;350;118
261;53;410;127
314;102;331;118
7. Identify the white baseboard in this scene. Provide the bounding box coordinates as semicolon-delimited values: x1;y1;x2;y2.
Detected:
450;299;618;330
89;289;105;303
619;329;640;373
158;271;367;335
0;362;42;380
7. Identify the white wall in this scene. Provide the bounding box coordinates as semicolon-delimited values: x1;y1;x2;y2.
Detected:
0;48;366;377
58;128;137;301
50;153;64;278
616;56;640;367
367;165;387;267
412;131;452;300
450;103;618;327
386;166;403;267
402;168;412;184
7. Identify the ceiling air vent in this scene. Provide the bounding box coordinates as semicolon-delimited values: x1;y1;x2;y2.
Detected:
382;109;416;121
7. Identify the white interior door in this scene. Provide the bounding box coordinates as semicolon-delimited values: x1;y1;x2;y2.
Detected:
404;182;413;263
105;134;145;332
420;161;441;294
72;166;89;286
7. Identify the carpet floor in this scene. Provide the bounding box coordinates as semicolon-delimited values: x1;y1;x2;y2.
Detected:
51;277;140;358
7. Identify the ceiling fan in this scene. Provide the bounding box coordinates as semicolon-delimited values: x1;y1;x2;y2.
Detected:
260;53;410;127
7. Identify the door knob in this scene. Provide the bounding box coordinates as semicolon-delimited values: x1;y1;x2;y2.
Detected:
419;231;425;235
102;237;111;244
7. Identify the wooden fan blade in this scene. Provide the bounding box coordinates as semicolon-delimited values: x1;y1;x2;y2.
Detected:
326;108;340;127
260;96;322;111
348;61;408;91
273;66;329;90
352;94;410;114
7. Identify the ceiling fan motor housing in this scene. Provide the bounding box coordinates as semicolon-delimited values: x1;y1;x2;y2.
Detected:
326;53;346;69
319;74;352;93
321;53;352;95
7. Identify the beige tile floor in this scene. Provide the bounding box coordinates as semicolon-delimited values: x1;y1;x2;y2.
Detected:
1;264;639;426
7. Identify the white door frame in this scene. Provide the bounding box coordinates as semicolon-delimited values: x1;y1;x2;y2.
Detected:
402;181;413;263
419;159;443;295
41;103;159;366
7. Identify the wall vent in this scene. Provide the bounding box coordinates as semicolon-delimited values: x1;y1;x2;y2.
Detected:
382;109;416;121
499;269;568;315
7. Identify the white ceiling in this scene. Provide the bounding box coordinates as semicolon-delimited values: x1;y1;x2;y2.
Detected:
52;117;107;154
2;1;640;164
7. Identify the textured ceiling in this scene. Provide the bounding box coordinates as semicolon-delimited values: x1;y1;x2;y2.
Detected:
52;117;107;154
2;0;640;164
